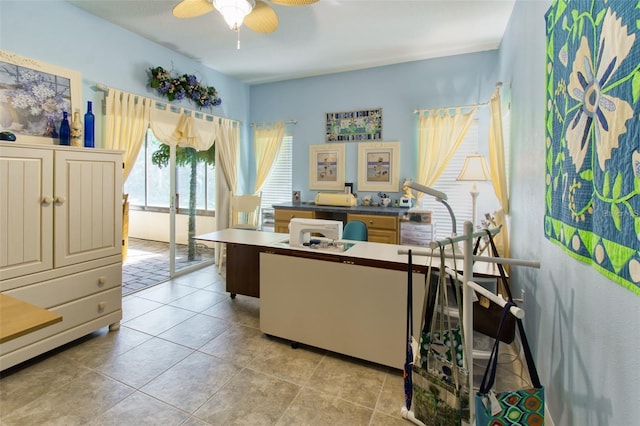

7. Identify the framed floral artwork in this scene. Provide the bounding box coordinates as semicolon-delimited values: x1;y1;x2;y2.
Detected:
309;143;345;190
0;50;82;145
357;141;400;192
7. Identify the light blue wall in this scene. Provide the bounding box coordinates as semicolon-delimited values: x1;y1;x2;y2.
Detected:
249;53;498;201
0;1;250;187
3;1;640;424
499;1;640;425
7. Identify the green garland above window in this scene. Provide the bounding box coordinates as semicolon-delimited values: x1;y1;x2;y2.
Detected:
148;66;222;109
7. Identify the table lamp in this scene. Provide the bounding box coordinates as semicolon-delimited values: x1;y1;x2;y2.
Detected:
456;153;491;226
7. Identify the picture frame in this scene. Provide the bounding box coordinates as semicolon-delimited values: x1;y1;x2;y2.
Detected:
357;141;400;192
0;50;82;145
309;143;345;190
325;108;382;142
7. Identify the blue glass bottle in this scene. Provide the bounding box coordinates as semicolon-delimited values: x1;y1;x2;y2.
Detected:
59;112;70;145
84;101;95;148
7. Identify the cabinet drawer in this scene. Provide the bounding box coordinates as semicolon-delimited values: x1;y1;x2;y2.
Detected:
348;214;398;231
368;229;398;245
4;263;121;309
0;287;122;354
274;209;315;221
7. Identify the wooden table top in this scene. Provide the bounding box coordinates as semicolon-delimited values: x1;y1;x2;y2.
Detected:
0;294;62;344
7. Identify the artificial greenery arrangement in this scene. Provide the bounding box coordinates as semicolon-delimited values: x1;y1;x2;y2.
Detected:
148;66;222;109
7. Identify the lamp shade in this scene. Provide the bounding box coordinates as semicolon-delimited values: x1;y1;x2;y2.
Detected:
214;0;255;30
456;153;491;182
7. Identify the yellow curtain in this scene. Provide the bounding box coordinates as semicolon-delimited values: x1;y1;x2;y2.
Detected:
416;106;477;200
104;89;151;180
488;87;510;259
253;121;285;193
214;118;240;269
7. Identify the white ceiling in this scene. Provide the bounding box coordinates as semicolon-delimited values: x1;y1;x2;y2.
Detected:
68;0;515;85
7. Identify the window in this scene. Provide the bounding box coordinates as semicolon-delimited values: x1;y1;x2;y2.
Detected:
124;128;216;213
259;135;293;230
417;120;492;239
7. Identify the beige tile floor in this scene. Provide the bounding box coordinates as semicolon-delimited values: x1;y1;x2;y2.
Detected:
0;264;528;426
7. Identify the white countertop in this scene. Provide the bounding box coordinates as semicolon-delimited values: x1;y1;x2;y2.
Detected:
194;228;478;272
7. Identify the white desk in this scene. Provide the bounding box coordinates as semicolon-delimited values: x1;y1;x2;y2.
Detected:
195;229;497;369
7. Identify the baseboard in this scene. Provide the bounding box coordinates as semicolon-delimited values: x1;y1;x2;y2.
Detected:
517;337;555;426
545;404;555;426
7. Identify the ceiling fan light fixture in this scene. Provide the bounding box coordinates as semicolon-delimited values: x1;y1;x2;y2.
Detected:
213;0;255;31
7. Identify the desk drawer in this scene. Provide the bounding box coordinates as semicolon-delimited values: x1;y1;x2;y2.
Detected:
274;209;315;233
274;208;315;221
348;214;398;231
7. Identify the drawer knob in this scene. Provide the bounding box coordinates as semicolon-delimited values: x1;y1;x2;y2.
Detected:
98;276;106;286
41;196;53;205
98;302;107;311
55;196;66;204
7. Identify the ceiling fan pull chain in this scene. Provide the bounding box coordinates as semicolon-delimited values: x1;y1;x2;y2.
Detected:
237;26;241;49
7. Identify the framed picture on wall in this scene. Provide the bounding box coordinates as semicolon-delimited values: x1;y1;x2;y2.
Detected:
357;141;400;192
325;108;382;142
309;143;346;190
0;50;82;145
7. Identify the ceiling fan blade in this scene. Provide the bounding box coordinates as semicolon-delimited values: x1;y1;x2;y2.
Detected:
172;0;214;18
244;0;279;33
269;0;318;5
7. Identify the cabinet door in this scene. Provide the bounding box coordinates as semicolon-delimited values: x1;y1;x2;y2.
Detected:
54;150;122;268
0;147;54;280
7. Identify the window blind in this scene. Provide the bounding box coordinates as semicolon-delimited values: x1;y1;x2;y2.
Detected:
260;135;293;229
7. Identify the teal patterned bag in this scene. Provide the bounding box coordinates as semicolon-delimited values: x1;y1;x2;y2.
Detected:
475;302;545;425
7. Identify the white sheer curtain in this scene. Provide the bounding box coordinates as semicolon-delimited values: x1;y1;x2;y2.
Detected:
214;118;240;268
488;86;510;259
150;107;216;150
104;89;151;180
416;106;478;201
253;121;285;193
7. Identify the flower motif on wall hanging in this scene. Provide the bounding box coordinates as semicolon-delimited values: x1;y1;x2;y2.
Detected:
148;66;222;109
545;0;640;295
565;9;635;173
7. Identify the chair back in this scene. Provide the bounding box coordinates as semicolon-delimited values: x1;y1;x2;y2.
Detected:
230;193;262;230
342;220;368;241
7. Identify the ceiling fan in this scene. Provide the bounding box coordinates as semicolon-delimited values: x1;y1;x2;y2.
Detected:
172;0;319;34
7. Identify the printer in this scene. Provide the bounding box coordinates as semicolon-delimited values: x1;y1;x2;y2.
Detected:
289;218;343;247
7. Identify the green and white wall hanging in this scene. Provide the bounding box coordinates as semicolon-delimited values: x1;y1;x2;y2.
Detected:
545;0;640;295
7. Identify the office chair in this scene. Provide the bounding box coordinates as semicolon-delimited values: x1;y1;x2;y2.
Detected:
342;220;368;241
230;192;262;230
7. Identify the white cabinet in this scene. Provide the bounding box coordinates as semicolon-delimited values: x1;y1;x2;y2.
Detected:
0;144;123;371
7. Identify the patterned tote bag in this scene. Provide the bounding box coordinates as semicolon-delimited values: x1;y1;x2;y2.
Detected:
412;241;470;425
475;302;545;425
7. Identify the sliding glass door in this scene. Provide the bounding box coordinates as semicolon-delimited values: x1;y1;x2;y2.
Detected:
173;145;216;276
123;130;215;294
